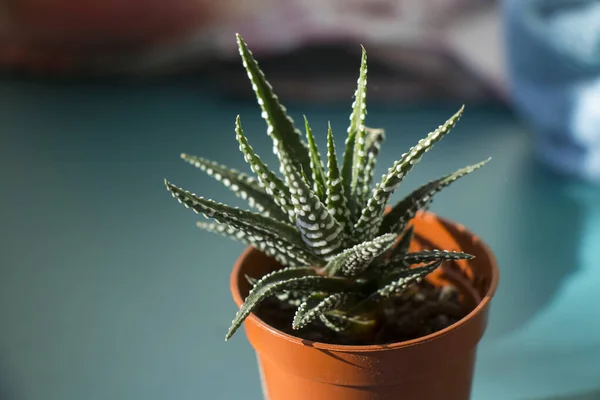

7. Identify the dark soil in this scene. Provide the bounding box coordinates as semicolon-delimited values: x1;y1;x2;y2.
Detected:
254;281;470;346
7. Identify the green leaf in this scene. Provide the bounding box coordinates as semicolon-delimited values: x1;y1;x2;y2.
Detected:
356;127;385;209
293;293;351;330
165;180;313;255
245;269;311;306
381;249;474;273
196;221;318;267
226;273;360;340
304;116;327;201
325;123;351;232
341;47;368;220
235;116;295;222
181;153;287;220
354;106;465;240
279;143;344;260
378;158;490;236
377;261;441;298
252;266;317;287
323;233;397;277
236;34;313;181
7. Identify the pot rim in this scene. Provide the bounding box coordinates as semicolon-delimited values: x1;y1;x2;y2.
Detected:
230;212;499;352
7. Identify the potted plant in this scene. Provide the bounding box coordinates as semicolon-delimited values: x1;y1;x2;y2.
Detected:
165;34;499;400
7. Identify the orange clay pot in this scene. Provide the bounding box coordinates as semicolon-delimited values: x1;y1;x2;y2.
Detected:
230;211;499;400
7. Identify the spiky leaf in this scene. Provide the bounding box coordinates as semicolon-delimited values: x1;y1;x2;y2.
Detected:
356;127;385;208
165;180;311;254
235;116;295;221
377;261;441;298
323;233;397;277
236;34;313;180
245;270;311;306
226;273;361;340
196;222;318;267
354;106;465;240
325;123;350;233
279;147;343;260
379;158;490;236
381;249;474;272
304;117;327;201
341;47;368;219
181;153;287;220
293;293;351;330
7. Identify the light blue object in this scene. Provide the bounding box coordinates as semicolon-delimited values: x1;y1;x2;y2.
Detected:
504;0;600;183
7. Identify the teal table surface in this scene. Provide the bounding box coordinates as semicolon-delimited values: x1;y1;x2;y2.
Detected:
1;78;599;400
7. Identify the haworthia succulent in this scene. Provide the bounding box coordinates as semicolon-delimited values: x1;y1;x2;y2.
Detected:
181;153;288;220
354;106;465;240
236;34;313;180
304;117;327;201
293;293;351;330
235;116;295;222
226;274;362;340
165;36;492;341
325;123;350;231
342;47;368;220
279;142;344;260
323;233;398;277
165;180;308;251
378;158;490;237
196;221;319;267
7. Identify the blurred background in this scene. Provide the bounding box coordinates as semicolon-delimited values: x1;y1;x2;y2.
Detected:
1;0;600;399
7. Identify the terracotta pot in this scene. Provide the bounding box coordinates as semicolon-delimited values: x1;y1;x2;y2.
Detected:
230;211;499;400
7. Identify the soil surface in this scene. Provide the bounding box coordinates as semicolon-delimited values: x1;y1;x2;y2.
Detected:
255;280;470;345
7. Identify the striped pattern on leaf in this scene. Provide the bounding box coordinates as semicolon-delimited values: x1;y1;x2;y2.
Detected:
293;293;350;330
356;127;385;209
354;106;465;240
377;261;441;298
323;233;397;277
236;34;313;180
325;123;350;231
196;221;320;267
181;153;287;220
379;158;490;236
304;117;327;201
235;116;295;222
280;147;343;260
165;180;308;251
226;273;360;340
341;47;368;220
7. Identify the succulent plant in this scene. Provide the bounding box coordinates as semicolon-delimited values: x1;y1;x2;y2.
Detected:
165;34;490;342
